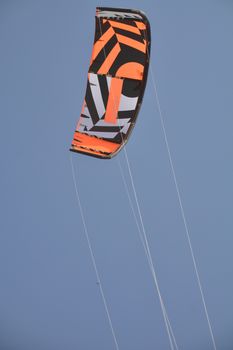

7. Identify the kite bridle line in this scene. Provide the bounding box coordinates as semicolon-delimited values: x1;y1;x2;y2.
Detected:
98;14;178;350
117;159;179;350
142;21;218;350
70;154;120;350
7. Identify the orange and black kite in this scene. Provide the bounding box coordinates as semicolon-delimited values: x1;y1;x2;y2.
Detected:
70;7;151;159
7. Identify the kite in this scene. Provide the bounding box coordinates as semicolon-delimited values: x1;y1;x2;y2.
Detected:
70;7;151;158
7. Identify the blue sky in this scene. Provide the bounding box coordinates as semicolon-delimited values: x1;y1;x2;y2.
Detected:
0;1;233;349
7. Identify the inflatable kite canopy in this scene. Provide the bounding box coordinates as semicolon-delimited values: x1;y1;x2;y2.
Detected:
70;7;151;159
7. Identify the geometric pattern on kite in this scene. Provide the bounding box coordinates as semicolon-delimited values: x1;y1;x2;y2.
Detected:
70;7;151;159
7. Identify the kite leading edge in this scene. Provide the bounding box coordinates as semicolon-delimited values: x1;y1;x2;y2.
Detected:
70;7;151;159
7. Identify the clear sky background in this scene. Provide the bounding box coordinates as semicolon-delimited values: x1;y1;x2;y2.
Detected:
0;1;233;349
